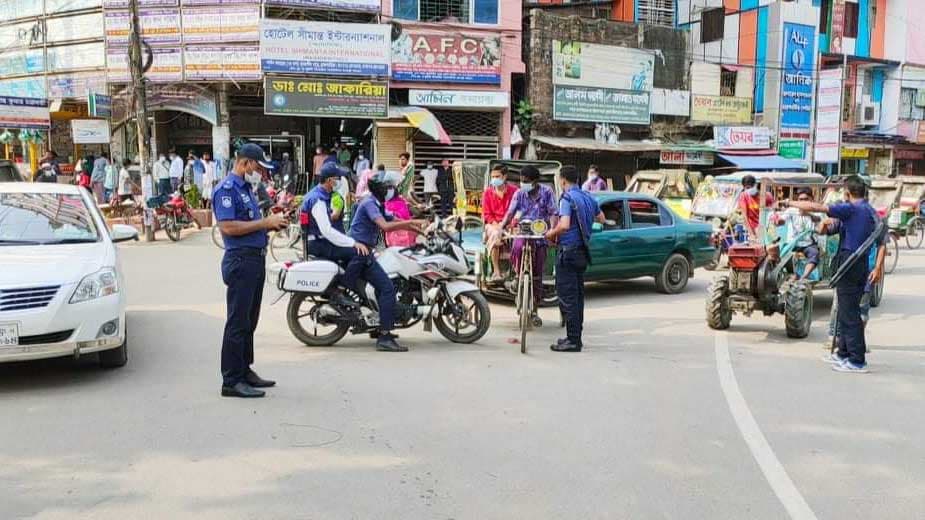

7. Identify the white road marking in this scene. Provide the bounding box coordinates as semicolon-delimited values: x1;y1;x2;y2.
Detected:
714;332;819;520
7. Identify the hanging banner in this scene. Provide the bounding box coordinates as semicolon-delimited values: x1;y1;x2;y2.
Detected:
391;32;501;84
552;40;654;92
815;68;843;164
107;47;183;83
47;73;106;99
182;5;260;43
781;23;815;129
88;92;112;118
71;119;111;144
182;0;258;4
0;78;47;99
713;126;771;149
264;0;378;10
264;76;388;119
184;45;261;80
104;0;177;6
830;0;846;54
0;97;50;129
259;20;390;76
553;86;650;125
690;95;753;124
104;9;181;47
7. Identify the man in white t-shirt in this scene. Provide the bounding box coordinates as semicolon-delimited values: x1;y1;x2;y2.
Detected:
168;148;184;192
420;162;438;198
117;159;137;202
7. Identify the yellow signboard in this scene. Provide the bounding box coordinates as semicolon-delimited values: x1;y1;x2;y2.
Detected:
691;95;753;124
841;147;869;159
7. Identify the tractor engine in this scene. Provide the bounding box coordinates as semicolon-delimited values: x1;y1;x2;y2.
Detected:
727;245;767;295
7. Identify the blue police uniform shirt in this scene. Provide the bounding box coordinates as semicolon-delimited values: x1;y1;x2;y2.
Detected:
213;174;267;251
827;200;878;252
350;196;391;247
558;186;600;247
301;185;333;239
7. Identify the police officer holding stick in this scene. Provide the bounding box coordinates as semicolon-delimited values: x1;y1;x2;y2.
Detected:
544;166;605;352
786;175;886;373
213;144;289;398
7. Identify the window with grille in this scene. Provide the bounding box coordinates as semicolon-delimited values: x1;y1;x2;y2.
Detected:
720;69;737;97
393;0;498;24
900;88;925;120
701;8;724;43
637;0;674;27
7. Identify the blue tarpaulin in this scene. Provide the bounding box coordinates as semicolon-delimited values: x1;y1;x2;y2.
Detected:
717;154;806;171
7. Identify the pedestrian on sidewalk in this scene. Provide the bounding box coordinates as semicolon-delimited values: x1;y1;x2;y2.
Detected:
545;165;605;352
168;148;183;193
201;152;215;209
91;152;110;204
213;143;288;398
788;175;886;373
153;154;171;197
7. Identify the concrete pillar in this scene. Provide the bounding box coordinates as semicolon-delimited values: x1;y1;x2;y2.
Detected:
212;84;231;168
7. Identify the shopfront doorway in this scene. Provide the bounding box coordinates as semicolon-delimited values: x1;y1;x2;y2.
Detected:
237;134;305;189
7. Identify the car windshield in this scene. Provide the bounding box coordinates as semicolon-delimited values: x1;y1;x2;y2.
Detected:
868;187;899;210
691;181;741;217
629;179;660;196
0;192;100;245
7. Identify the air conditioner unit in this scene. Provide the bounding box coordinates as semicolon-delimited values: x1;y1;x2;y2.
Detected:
856;100;880;126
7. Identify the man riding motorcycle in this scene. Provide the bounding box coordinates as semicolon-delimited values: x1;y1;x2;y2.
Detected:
345;174;425;352
301;162;368;264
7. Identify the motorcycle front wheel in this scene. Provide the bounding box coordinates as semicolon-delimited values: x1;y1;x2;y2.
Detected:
286;292;349;347
165;214;181;242
434;291;491;344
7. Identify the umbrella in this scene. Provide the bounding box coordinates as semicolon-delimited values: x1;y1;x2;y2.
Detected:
389;106;452;145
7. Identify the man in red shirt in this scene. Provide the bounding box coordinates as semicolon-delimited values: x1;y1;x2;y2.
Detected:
482;165;517;281
736;174;774;237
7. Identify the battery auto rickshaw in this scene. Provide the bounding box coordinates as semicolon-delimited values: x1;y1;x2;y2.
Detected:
626;169;702;218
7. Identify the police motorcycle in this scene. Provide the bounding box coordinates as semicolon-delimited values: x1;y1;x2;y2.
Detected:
274;216;491;346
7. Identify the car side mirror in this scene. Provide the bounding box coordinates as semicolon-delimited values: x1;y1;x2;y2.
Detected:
591;222;603;233
111;224;139;243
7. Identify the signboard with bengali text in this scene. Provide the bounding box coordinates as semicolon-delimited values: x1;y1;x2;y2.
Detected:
0;96;49;129
184;45;260;80
713;126;771;150
260;20;390;76
660;150;714;166
264;76;388;119
409;89;508;109
71;119;111;144
181;5;260;43
264;0;378;10
107;47;182;83
553;85;650;125
814;68;843;164
105;9;181;47
392;32;501;84
552;40;654;92
690;95;752;124
781;23;815;129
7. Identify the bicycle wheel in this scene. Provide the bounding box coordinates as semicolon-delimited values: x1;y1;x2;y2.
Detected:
905;218;924;249
885;232;899;274
518;245;534;354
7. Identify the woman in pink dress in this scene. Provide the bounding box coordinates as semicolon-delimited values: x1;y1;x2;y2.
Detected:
384;193;417;247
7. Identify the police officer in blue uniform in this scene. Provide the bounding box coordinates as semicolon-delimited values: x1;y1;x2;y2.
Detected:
545;165;604;352
788;175;886;373
301;162;369;263
347;174;425;352
213;143;288;398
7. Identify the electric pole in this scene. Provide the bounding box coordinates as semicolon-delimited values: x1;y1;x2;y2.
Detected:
128;0;154;241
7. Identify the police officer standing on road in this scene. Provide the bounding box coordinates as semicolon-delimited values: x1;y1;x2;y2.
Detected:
213;143;288;398
544;166;604;352
787;175;886;373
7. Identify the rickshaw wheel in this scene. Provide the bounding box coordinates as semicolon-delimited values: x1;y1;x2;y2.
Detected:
905;218;924;249
885;233;900;274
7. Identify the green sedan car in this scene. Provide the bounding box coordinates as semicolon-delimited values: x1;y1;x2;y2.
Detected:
464;191;716;298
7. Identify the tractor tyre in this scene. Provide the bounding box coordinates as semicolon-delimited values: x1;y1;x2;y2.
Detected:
784;282;813;339
706;275;732;330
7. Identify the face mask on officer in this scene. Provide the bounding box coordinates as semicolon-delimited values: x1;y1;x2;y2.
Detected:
246;172;261;185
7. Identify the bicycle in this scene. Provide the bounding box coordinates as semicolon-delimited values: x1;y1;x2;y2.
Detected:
506;220;548;354
269;221;304;262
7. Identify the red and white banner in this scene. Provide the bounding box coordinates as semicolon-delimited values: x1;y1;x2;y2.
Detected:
815;68;843;164
0;96;49;129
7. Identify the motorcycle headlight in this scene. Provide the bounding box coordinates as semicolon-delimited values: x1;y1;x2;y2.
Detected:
70;268;119;304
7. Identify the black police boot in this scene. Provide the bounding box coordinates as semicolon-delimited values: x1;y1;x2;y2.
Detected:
551;340;582;352
376;333;408;352
245;370;276;388
221;382;266;398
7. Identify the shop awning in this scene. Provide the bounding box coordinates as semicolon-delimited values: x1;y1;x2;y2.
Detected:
717;154;806;171
532;135;663;152
389;106;451;144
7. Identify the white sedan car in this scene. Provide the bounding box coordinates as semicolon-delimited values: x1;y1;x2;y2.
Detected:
0;183;138;367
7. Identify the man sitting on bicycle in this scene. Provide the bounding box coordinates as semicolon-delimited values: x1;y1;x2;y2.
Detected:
499;165;558;326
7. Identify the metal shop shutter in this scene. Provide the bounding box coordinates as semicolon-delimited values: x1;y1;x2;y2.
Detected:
411;110;500;196
374;125;410;171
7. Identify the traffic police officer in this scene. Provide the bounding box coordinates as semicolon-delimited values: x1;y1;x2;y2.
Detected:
301;162;369;263
545;165;604;352
347;174;424;352
788;175;886;373
213;143;288;398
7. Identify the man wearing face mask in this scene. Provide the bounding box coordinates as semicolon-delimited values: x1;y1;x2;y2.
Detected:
168;148;184;193
213;143;288;398
582;165;607;192
353;149;370;175
499;166;558;326
346;174;425;352
737;174;774;237
482;165;517;282
301;162;368;265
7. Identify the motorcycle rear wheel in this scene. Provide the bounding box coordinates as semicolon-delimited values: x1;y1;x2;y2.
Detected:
165;214;181;242
287;293;350;347
434;291;491;344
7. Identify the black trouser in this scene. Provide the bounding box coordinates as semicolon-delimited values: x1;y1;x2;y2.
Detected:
221;248;265;386
556;246;588;345
834;250;868;365
306;237;356;267
439;190;453;217
345;249;396;332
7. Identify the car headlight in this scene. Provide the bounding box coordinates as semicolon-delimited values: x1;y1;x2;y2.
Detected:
70;268;119;304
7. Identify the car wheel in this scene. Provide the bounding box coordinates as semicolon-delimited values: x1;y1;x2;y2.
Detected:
655;253;690;294
99;336;128;368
